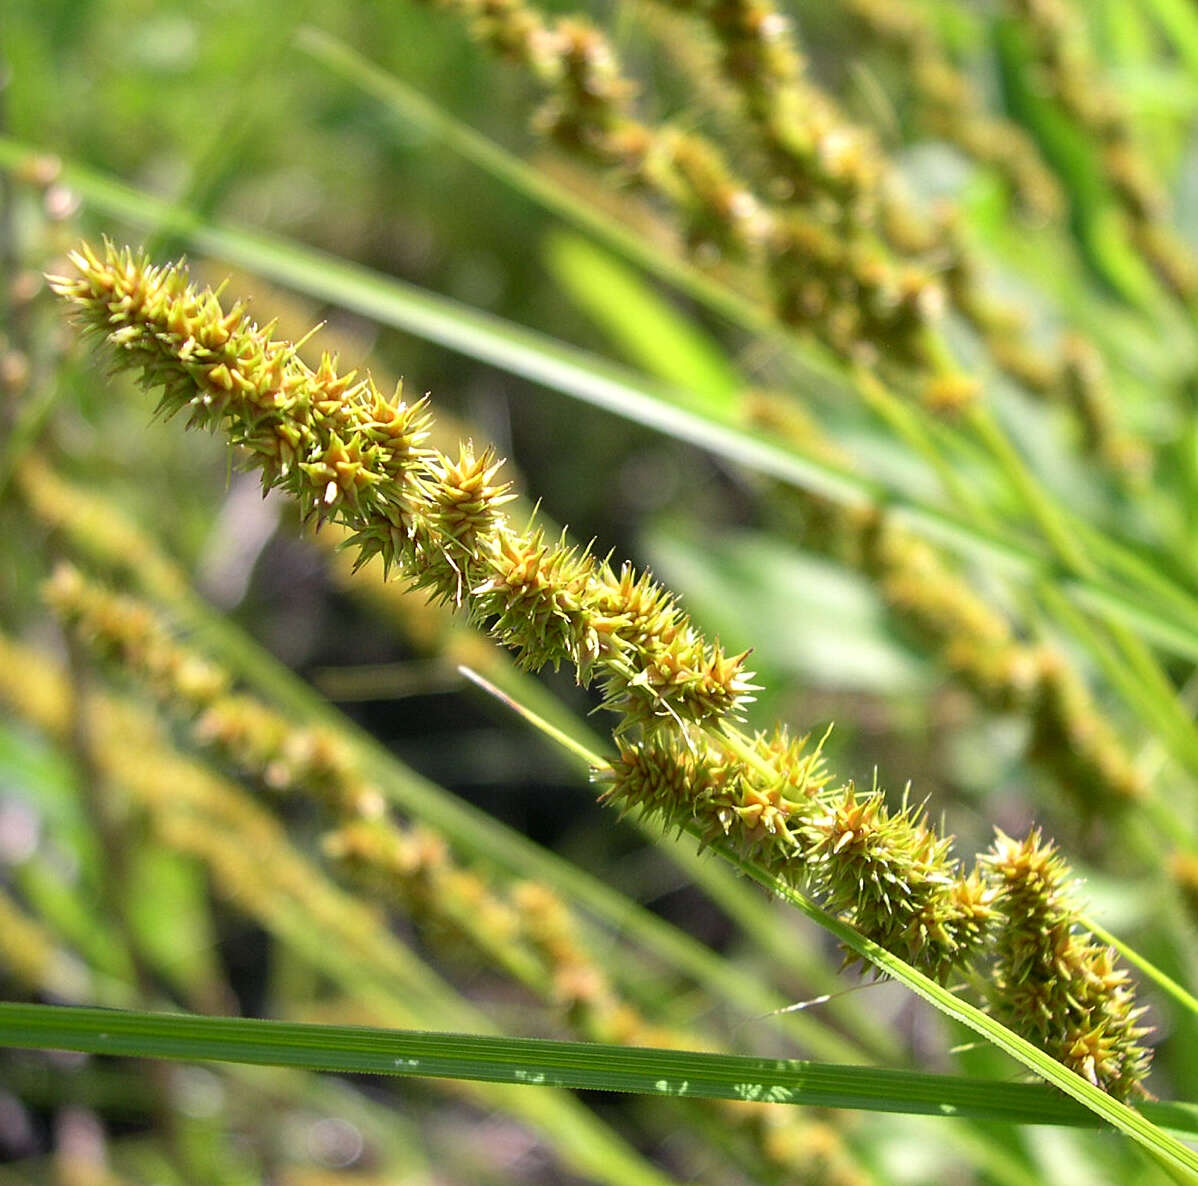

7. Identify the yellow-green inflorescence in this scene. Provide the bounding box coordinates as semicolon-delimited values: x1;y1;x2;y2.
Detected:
51;241;756;735
52;241;1153;1097
43;562;386;821
599;727;995;983
1007;0;1198;304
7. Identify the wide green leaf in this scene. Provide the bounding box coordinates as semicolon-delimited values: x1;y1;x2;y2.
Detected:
4;139;1198;664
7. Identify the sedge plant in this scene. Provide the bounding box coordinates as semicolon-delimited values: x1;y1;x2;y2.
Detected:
48;240;1154;1102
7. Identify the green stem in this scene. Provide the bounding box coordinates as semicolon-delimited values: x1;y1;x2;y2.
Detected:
1083;913;1198;1021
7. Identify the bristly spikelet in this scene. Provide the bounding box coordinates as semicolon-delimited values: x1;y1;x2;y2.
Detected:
419;444;515;552
471;528;599;672
49;241;755;734
982;829;1153;1098
800;786;995;979
45;564;232;706
596;727;824;858
598;728;996;981
836;0;1063;222
1009;0;1197;304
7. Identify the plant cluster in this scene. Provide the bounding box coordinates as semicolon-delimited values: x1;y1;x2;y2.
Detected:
51;240;1154;1099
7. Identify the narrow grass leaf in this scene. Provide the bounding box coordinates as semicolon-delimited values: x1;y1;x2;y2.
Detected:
5;139;1198;663
2;1003;1194;1134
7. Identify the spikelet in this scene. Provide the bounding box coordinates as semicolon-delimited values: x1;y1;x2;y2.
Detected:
420;0;942;368
982;829;1153;1098
44;563;384;819
50;242;755;732
1009;0;1198;303
598;727;997;982
834;0;1062;221
661;0;883;220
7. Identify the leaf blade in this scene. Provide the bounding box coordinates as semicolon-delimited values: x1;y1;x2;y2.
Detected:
1;1002;1190;1134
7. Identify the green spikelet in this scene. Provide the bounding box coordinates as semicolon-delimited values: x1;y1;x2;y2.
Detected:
982;829;1153;1098
598;729;996;981
801;785;995;981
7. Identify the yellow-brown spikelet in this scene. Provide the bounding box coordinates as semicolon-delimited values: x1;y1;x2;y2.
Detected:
50;241;754;732
15;455;193;604
849;512;1146;806
418;444;515;552
765;213;943;365
982;828;1153;1098
662;0;881;219
419;0;944;366
654;128;771;255
1025;648;1147;807
323;819;535;973
799;785;996;980
1057;334;1150;481
45;563;231;708
470;528;599;672
44;563;385;820
538;19;642;165
1007;0;1198;304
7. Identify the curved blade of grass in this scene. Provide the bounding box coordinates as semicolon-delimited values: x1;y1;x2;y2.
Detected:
461;642;1198;1169
545;230;742;413
293;26;811;373
708;839;1198;1176
5;140;1198;665
2;1003;1194;1135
